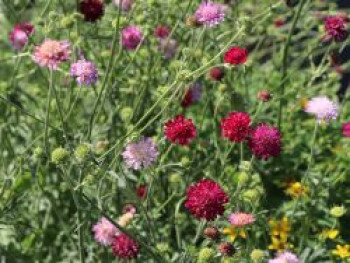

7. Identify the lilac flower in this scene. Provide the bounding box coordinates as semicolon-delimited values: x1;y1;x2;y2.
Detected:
70;59;98;86
195;1;225;27
305;96;339;123
122;137;159;170
269;251;301;263
122;26;143;50
92;217;118;246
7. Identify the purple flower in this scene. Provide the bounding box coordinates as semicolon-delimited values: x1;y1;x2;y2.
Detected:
122;26;143;50
195;1;226;27
342;122;350;137
122;137;159;170
158;38;178;59
92;217;118;246
305;96;339;123
269;251;301;263
70;59;98;86
9;22;34;51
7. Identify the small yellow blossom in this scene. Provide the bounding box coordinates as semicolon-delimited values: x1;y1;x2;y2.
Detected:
223;226;246;242
268;217;291;252
332;244;350;259
285;182;308;198
320;229;339;240
269;217;291;236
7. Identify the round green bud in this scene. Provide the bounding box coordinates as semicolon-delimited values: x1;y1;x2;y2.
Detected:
139;49;148;59
250;249;265;262
181;157;190;166
237;172;249;186
169;173;182;184
197;247;215;263
242;188;262;203
51;147;69;164
224;165;236;176
120;107;133;123
330;206;346;218
33;146;43;158
156;242;170;253
218;84;227;92
74;143;90;161
60;16;75;28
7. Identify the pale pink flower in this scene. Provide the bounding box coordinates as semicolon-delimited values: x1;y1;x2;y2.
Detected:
228;212;255;227
92;217;118;246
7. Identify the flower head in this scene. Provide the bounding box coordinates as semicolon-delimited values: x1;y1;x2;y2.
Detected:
195;1;225;27
181;83;202;108
209;66;224;81
251;249;265;262
111;234;139;260
342;122;350;137
305;96;339;123
122;137;159;170
113;0;134;12
33;39;71;70
136;184;147;199
154;25;170;38
228;212;255;227
79;0;105;22
224;47;247;65
218;242;235;256
122;26;143;50
221;112;251;142
70;60;98;86
324;16;348;42
9;22;34;51
185;179;229;221
248;124;281;159
92;217;118;246
332;244;350;259
285;182;308;198
164;115;196;145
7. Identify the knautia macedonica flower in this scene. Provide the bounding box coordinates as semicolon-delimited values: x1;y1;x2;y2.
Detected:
122;137;159;170
70;59;98;86
9;22;34;51
164;115;196;145
122;26;143;50
269;251;301;263
111;234;140;260
79;0;105;22
248;123;281;160
304;96;339;123
158;38;178;59
154;25;170;39
185;179;229;221
224;47;247;65
209;66;224;81
342;122;350;137
181;83;202;108
32;39;71;70
324;16;348;42
113;0;134;12
92;217;118;246
228;212;255;227
195;1;225;27
220;112;251;142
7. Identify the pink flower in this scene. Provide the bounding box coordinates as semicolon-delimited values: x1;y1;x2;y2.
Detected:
112;234;140;260
324;16;348;42
342;123;350;137
92;217;118;246
228;212;255;227
195;1;226;27
70;59;98;86
305;96;339;123
269;251;301;263
33;39;71;70
122;26;143;50
9;22;34;51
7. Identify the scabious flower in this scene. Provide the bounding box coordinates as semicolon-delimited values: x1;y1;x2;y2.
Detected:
154;25;170;38
342;122;350;137
304;96;339;123
269;251;301;263
164;115;196;145
70;60;98;86
209;66;224;81
136;184;147;199
257;90;271;102
248;124;281;160
79;0;105;22
221;112;251;142
324;16;348;42
113;0;134;12
122;26;143;50
185;179;229;221
181;83;202;108
195;1;225;27
92;217;118;246
122;137;158;170
204;226;220;239
158;38;178;59
33;39;71;70
218;242;235;256
224;47;247;65
229;212;255;227
9;22;34;51
111;234;139;260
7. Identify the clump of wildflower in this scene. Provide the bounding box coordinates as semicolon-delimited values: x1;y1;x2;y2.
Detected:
122;26;143;50
9;22;34;51
181;83;202;108
164;115;196;145
324;16;348;42
158;38;178;59
195;1;225;27
113;0;134;12
224;47;247;65
122;137;159;170
330;205;347;217
305;96;339;123
285;181;308;198
220;112;251;142
342;122;350;137
228;212;255;227
250;249;265;262
92;217;118;246
79;0;105;22
269;251;301;263
332;244;350;259
268;217;291;252
70;60;98;86
197;247;215;263
51;147;69;164
74;143;90;161
185;179;229;221
33;39;71;70
111;234;139;260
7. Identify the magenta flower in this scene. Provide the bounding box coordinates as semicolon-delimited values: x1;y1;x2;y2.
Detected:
70;60;98;86
228;212;255;227
195;1;225;27
324;16;348;42
305;96;339;123
92;217;118;246
122;137;159;170
122;26;143;50
9;22;34;51
342;122;350;137
32;39;71;70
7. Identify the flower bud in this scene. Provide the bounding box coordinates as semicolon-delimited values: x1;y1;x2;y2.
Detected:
257;90;271;102
197;248;215;263
51;147;69;164
74;143;90;161
218;242;235;256
250;249;265;262
209;67;224;81
330;206;346;218
203;226;220;240
120;107;133;122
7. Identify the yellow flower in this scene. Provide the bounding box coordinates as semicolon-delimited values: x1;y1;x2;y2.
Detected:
320;229;339;240
269;217;291;236
285;182;308;198
332;244;350;259
223;226;246;242
268;236;290;252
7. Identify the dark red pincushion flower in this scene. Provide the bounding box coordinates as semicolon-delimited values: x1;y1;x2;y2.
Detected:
136;184;147;199
248;123;281;159
274;19;285;28
154;25;170;39
164;115;196;145
342;122;350;137
324;16;348;42
184;179;229;221
79;0;104;22
224;47;247;65
257;90;271;102
112;234;139;260
220;112;251;142
209;66;224;81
